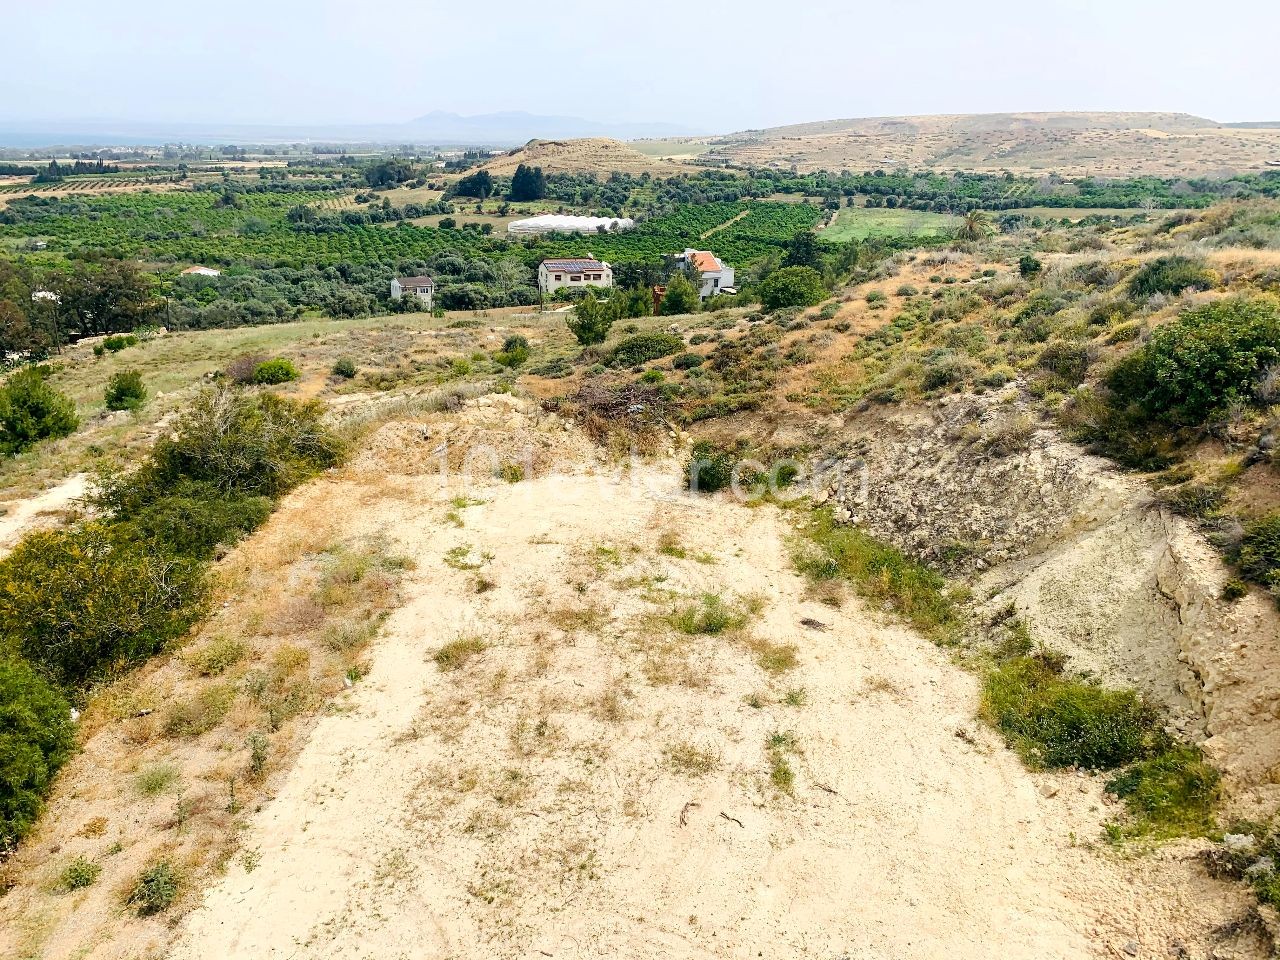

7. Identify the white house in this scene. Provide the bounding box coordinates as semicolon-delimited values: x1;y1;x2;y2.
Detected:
391;275;436;310
673;249;734;300
538;258;613;296
181;265;221;277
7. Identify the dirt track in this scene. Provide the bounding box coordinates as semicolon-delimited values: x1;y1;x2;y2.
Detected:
164;400;1259;960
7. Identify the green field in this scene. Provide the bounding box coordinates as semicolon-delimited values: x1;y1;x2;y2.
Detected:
819;208;959;242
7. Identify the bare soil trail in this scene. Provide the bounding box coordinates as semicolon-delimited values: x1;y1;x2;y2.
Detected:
0;472;87;557
164;399;1259;960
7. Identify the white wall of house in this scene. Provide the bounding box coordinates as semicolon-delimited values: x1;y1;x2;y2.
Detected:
538;263;613;295
391;279;434;310
695;265;734;299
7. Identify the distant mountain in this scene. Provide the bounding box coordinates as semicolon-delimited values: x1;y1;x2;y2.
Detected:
0;112;699;149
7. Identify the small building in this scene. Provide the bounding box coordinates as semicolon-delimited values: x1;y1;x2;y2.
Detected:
181;265;221;277
509;214;635;236
538;258;613;296
391;275;436;310
672;249;734;300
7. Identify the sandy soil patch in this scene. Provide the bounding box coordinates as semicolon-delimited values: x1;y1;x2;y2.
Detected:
162;429;1260;959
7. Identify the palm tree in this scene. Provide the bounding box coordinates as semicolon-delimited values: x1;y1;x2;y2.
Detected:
956;209;993;242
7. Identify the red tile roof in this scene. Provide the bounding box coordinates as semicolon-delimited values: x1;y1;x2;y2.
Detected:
691;251;723;273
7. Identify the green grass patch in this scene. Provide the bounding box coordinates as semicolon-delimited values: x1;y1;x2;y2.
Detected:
433;635;487;671
668;593;748;635
792;508;961;642
1105;746;1219;840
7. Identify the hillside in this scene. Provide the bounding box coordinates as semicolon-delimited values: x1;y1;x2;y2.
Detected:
480;137;679;176
707;111;1280;176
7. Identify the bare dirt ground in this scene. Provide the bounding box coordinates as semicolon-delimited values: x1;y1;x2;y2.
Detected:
0;472;87;557
157;398;1262;960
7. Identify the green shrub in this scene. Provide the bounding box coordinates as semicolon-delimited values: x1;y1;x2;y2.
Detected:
1105;746;1219;839
1106;298;1280;424
128;862;179;915
660;274;701;315
669;594;747;635
1238;511;1280;590
101;387;345;504
0;657;75;851
672;352;703;370
566;295;613;346
759;267;827;311
331;357;357;379
0;523;207;688
1018;254;1043;278
494;334;530;369
104;370;147;411
59;856;102;891
792;509;960;642
0;368;79;455
1128;255;1217;300
865;290;888;304
102;334;138;353
609;332;684;367
686;440;737;494
252;358;299;385
921;354;974;391
981;656;1161;769
1037;341;1091;385
120;482;273;559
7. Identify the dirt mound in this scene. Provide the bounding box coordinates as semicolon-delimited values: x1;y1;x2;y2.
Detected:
481;138;674;176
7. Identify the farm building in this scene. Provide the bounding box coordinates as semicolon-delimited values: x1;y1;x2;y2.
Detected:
538;258;613;295
181;265;221;277
391;275;436;309
509;214;635;236
672;249;735;299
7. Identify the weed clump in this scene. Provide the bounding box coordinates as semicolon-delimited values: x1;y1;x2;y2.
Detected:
59;856;101;891
433;636;487;671
669;594;747;635
128;861;179;915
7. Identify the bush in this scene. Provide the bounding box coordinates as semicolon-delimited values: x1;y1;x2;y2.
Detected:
121;481;273;559
0;523;206;687
0;368;78;455
59;856;102;891
672;352;703;370
1128;255;1217;300
686;440;737;494
0;657;74;851
494;334;529;368
1037;341;1091;385
331;357;357;379
1106;298;1280;424
609;332;684;367
981;656;1161;769
759;267;827;311
252;358;299;385
1238;511;1280;590
128;862;179;915
103;334;138;353
105;370;147;411
1018;254;1043;279
103;388;346;504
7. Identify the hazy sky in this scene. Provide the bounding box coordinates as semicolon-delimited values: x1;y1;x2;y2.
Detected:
5;0;1275;130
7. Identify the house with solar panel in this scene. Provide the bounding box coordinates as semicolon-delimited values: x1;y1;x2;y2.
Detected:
538;258;613;295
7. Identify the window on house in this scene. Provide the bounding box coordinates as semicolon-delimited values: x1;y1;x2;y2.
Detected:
554;274;562;281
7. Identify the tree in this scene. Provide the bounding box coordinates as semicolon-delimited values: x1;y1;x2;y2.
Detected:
566;295;613;346
508;164;547;202
782;231;823;270
0;300;51;360
0;368;78;456
53;260;160;338
759;266;827;311
956;209;993;242
364;158;415;188
452;170;495;199
1019;254;1043;279
660;274;700;315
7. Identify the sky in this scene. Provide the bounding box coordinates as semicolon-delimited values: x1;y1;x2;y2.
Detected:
4;0;1276;132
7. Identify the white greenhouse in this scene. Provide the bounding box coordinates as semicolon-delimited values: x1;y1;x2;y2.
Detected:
507;214;635;235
